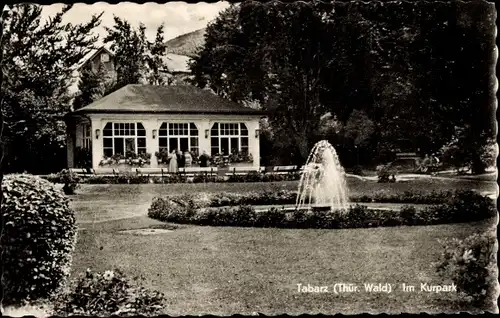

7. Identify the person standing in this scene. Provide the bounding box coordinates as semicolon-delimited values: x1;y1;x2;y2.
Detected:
184;150;193;167
168;150;178;173
177;150;185;168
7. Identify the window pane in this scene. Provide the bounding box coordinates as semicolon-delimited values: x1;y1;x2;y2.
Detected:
211;123;218;136
114;138;124;155
230;138;239;153
137;123;146;136
103;138;113;148
211;147;219;156
211;137;219;147
169;138;178;152
180;138;189;152
190;137;198;147
104;123;113;136
138;148;146;154
240;123;248;136
138;138;146;148
125;138;135;154
221;138;229;155
104;148;113;157
241;146;249;155
159;138;168;147
241;137;248;147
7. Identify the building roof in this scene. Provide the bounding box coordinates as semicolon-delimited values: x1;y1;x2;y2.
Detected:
71;45;115;71
160;53;191;73
71;84;265;116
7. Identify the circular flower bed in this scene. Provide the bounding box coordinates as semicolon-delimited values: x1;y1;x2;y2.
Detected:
147;190;496;229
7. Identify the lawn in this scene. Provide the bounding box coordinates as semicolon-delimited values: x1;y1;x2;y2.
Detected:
71;177;497;223
68;178;497;314
72;216;495;315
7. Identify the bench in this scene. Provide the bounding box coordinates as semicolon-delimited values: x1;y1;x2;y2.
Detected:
273;165;298;175
226;166;260;176
178;167;218;176
94;168;116;175
69;168;95;177
135;168;163;175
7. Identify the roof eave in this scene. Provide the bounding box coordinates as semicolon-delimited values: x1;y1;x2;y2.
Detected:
71;109;267;116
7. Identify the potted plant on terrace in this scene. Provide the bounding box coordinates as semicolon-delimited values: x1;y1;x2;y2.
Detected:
155;150;171;165
99;152;152;169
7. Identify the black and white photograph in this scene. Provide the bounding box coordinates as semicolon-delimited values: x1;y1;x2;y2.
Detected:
0;0;498;316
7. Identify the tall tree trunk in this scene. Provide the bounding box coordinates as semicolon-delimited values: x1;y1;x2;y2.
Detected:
295;135;310;166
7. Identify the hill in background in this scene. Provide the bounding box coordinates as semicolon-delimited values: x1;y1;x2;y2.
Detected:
166;28;206;57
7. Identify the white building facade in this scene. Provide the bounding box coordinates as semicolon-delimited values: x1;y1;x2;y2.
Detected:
65;84;264;170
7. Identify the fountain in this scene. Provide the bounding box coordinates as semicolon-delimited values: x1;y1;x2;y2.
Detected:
295;140;349;211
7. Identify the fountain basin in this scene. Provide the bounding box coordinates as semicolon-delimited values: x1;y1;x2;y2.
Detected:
252;203;432;212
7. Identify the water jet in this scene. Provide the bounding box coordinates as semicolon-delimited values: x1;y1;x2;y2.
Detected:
295;140;349;211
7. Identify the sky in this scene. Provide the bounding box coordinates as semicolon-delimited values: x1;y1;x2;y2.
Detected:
40;1;230;44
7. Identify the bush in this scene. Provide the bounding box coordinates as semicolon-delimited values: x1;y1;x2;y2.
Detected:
2;174;77;306
232;205;257;226
436;232;497;309
58;169;80;195
255;207;288;228
52;269;165;316
147;198;187;223
148;191;495;229
192;173;225;183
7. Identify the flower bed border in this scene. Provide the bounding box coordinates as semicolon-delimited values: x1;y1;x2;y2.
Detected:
165;189;491;208
43;171;301;184
147;191;497;229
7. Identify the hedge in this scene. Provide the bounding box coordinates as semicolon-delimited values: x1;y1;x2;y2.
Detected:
43;171;301;184
147;192;496;229
165;189;491;209
2;174;77;306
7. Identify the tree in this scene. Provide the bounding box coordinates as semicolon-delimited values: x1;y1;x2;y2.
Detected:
2;4;102;173
73;63;114;110
104;17;168;89
192;1;496;170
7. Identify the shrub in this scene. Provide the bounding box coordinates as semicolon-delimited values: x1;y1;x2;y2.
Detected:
400;206;419;225
148;191;495;229
232;205;257;227
436;232;497;309
147;198;187;223
2;174;77;306
255;207;288;228
58;169;80;195
192;173;224;183
52;269;165;316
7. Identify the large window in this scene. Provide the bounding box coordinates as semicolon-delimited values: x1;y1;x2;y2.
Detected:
158;122;199;155
102;122;146;157
83;124;91;150
210;123;248;156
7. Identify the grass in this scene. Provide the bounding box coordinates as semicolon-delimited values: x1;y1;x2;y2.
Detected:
72;217;495;315
70;178;496;223
67;178;498;314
